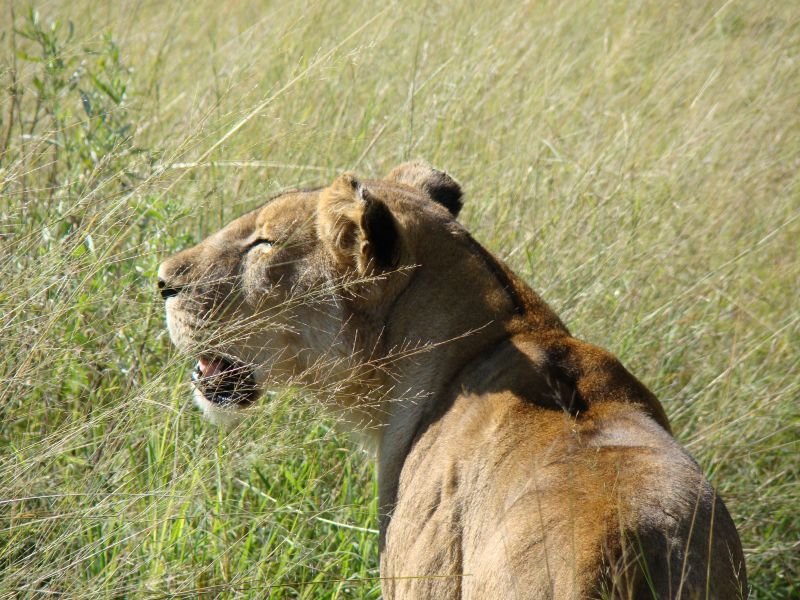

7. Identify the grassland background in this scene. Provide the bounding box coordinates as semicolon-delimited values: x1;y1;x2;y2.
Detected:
1;0;798;598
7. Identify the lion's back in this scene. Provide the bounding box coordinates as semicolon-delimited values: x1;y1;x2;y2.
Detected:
383;392;746;599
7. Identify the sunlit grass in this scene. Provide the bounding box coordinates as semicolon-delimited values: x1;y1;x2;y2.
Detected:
1;1;797;597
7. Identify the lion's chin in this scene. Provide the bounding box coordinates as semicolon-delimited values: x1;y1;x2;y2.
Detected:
193;386;249;428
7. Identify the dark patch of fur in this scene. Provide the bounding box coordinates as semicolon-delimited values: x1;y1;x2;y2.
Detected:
460;232;526;315
424;174;463;217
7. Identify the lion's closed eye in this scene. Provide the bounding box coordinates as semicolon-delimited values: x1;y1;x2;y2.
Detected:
246;238;274;252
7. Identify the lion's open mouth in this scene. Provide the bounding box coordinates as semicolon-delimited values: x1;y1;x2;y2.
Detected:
191;355;259;407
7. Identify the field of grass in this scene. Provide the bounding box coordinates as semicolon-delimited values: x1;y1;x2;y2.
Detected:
1;0;798;597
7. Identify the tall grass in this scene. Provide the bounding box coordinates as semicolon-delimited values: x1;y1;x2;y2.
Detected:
1;1;797;597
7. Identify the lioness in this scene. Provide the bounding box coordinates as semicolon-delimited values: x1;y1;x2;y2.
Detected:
159;162;747;599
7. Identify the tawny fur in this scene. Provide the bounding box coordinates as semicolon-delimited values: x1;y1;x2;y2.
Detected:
159;162;747;599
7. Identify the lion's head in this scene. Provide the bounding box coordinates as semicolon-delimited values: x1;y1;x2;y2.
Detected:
158;162;536;431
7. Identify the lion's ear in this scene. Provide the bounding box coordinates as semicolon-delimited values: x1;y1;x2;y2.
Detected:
318;173;400;272
386;161;462;217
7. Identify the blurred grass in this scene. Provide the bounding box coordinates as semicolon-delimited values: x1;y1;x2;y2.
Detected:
1;0;798;597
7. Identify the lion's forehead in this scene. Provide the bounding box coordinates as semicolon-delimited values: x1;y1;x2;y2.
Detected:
243;191;316;241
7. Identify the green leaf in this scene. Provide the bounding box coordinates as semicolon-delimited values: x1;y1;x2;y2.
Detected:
90;74;121;104
15;49;42;63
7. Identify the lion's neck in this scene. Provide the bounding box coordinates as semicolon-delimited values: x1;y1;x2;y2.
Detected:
357;232;569;525
371;277;520;526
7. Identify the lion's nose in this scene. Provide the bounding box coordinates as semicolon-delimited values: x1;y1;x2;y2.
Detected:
157;277;181;300
158;250;198;300
157;258;188;300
